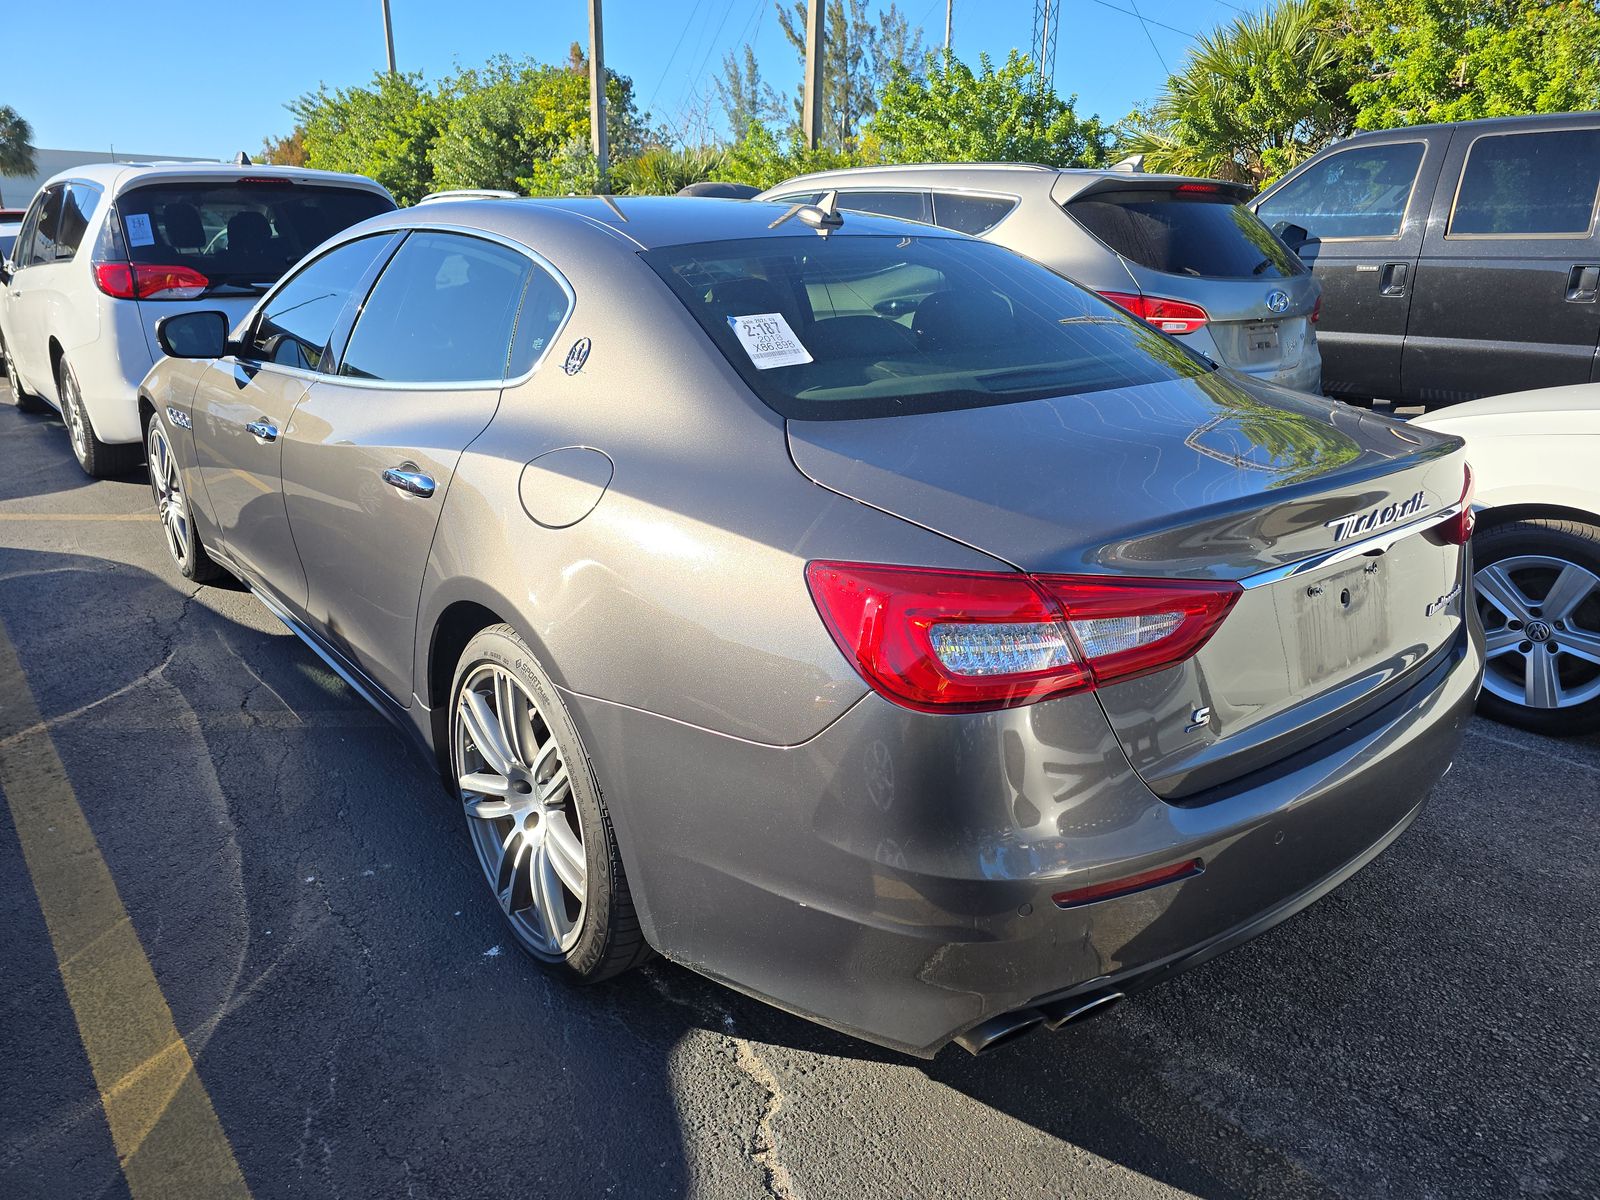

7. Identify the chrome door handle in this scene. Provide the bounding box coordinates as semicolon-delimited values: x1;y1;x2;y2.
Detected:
382;466;436;498
244;419;278;441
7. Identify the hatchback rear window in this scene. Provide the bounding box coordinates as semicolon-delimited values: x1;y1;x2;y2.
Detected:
112;181;394;292
644;234;1213;421
1067;189;1304;279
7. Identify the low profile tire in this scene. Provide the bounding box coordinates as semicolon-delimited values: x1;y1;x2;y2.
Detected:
2;335;47;413
450;625;651;982
146;414;223;584
1474;518;1600;737
58;356;141;478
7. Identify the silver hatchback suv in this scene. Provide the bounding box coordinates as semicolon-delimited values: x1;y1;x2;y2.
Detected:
760;163;1323;394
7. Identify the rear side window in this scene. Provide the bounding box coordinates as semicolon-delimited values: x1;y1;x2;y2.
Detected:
22;186;61;267
114;181;395;292
338;232;534;384
251;234;394;371
645;234;1212;421
932;192;1017;235
1255;142;1425;240
54;184;100;262
1068;189;1304;279
837;191;931;223
1449;128;1600;237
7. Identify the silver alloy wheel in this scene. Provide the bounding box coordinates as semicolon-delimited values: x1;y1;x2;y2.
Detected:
1476;553;1600;711
59;366;89;460
454;662;588;958
147;421;191;566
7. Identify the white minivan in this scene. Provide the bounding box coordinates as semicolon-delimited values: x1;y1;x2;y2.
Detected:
0;163;394;476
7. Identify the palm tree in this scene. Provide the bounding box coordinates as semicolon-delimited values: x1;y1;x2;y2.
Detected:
1119;0;1353;188
0;106;36;205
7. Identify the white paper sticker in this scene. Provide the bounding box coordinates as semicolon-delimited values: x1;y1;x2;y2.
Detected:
124;212;156;248
728;312;813;370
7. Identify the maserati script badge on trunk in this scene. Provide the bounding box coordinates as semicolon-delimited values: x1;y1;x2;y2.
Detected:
1324;490;1429;542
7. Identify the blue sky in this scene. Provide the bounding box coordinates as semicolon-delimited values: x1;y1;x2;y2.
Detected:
7;0;1263;159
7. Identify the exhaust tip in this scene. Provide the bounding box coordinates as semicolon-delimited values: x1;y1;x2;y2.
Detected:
1040;991;1125;1031
954;1008;1047;1056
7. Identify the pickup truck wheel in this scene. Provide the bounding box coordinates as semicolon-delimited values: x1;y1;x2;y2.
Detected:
2;335;47;413
1473;518;1600;737
146;415;223;583
58;356;141;478
450;625;652;982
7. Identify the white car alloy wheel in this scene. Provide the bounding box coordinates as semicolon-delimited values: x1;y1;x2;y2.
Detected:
59;362;91;463
1477;554;1600;711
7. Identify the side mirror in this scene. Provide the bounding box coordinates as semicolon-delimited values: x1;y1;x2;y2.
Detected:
1272;221;1310;253
156;310;230;359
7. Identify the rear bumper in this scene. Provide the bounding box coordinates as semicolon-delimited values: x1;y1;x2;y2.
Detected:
566;615;1482;1058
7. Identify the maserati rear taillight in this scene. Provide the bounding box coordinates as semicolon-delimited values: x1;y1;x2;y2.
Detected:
805;561;1241;713
1099;291;1210;335
1439;462;1476;546
93;262;210;300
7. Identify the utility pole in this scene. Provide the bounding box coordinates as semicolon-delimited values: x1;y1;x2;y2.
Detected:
589;0;609;192
944;0;953;54
802;0;825;150
380;0;396;74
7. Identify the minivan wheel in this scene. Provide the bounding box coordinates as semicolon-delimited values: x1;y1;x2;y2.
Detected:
450;625;651;981
58;357;141;478
146;415;222;583
2;335;47;413
1474;518;1600;737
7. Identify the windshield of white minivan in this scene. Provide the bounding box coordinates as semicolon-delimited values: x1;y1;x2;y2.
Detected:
646;235;1214;420
110;182;394;292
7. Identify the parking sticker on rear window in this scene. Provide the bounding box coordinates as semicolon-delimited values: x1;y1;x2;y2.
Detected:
124;213;156;248
728;313;812;369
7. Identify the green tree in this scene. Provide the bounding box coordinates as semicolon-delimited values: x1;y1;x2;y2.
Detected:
716;45;786;135
1119;0;1353;187
0;106;36;205
258;127;307;167
776;0;924;150
1333;0;1600;129
428;51;645;195
866;51;1111;167
291;72;442;203
720;120;872;189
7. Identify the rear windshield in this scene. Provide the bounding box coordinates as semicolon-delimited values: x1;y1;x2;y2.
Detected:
112;182;394;292
644;234;1213;421
1067;189;1305;279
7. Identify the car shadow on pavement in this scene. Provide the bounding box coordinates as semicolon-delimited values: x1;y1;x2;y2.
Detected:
0;546;705;1200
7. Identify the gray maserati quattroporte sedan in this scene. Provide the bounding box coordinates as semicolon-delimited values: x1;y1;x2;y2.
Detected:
137;196;1484;1057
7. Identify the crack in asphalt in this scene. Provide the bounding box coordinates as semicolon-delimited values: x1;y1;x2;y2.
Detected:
641;966;802;1200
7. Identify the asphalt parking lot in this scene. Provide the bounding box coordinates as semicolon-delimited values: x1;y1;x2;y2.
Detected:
0;390;1596;1200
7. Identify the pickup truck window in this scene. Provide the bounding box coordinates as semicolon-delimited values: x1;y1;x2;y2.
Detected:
1449;128;1600;238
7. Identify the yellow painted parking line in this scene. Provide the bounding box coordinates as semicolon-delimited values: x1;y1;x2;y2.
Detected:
0;512;157;521
0;616;251;1199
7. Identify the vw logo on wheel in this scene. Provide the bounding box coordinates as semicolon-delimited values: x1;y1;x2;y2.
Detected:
1525;619;1555;643
1265;289;1291;314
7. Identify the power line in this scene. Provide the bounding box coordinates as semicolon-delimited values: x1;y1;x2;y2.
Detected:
646;0;708;115
1084;0;1197;39
1126;0;1170;74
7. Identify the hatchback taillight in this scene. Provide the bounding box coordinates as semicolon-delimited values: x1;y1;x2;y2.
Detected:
1439;462;1476;546
93;262;209;300
805;561;1241;713
1099;291;1209;335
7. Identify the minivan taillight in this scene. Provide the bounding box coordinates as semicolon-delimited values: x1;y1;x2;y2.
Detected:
1439;462;1476;546
1099;291;1209;335
805;561;1241;713
93;262;209;300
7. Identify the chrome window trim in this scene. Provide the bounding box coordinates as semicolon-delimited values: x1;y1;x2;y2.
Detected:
1444;127;1600;241
1254;139;1428;245
1239;499;1466;590
327;223;576;391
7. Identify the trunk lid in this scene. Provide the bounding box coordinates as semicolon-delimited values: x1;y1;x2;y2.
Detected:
789;371;1470;797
